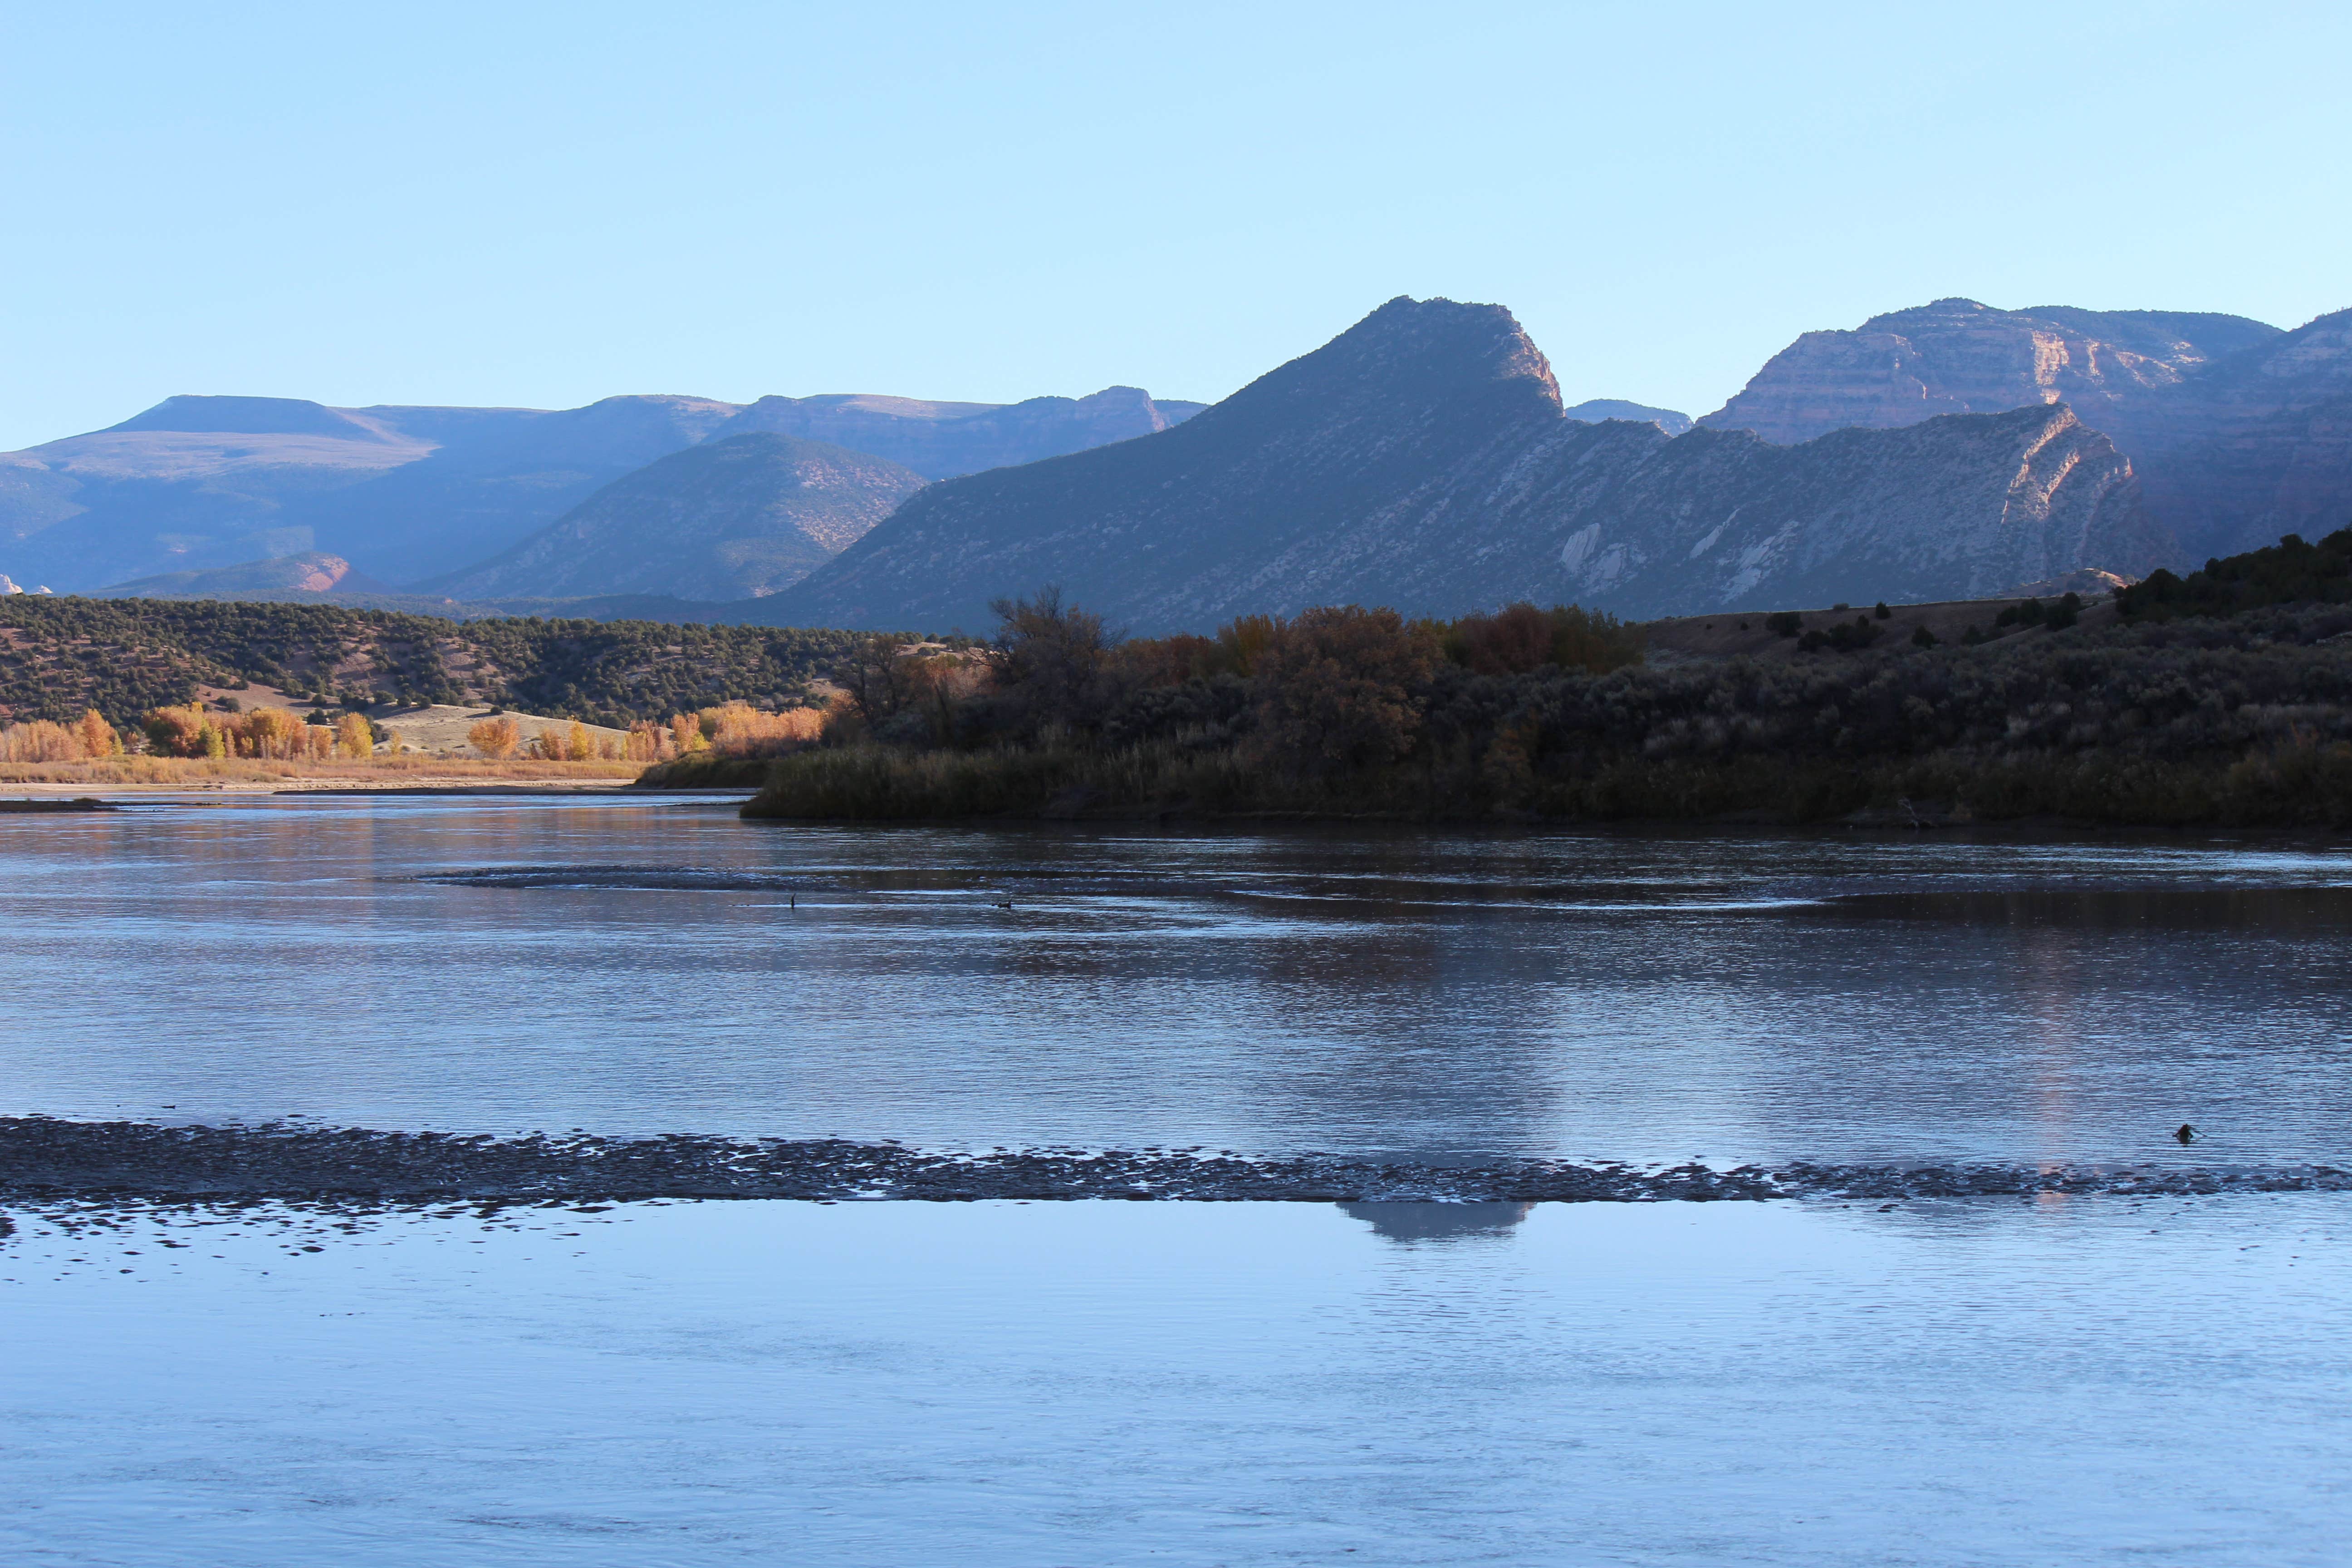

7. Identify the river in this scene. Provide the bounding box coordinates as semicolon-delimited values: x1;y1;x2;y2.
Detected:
1;793;2346;1563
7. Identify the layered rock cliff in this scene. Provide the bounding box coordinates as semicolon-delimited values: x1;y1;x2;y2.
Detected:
762;299;2167;632
1705;296;2350;564
1701;299;2279;445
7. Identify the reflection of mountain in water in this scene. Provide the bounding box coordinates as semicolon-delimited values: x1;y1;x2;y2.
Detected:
1341;1201;1532;1244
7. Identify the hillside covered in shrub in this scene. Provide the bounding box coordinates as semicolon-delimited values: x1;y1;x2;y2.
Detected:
0;596;874;729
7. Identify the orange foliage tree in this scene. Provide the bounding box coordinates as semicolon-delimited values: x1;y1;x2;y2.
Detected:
75;710;122;758
143;705;221;758
336;712;376;759
235;707;309;759
526;720;598;761
468;716;521;759
0;719;85;762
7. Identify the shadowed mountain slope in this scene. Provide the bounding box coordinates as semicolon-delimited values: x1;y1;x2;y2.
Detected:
419;434;927;602
2096;307;2352;561
757;298;2166;632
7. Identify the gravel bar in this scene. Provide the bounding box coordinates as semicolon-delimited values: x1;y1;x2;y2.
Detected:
3;1118;2347;1206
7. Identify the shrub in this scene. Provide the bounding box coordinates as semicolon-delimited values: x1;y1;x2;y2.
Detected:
1447;603;1556;675
1766;612;1803;638
1247;605;1439;775
2117;528;2352;621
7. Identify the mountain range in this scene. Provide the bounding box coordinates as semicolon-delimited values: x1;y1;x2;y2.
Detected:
417;433;928;602
0;386;1202;593
1699;297;2352;561
758;299;2163;632
9;287;2348;631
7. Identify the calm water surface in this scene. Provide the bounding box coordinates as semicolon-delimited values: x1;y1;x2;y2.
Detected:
2;792;2349;1166
5;794;2350;1564
3;1195;2347;1566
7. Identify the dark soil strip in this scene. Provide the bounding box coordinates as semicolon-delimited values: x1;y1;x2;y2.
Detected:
3;1118;2346;1205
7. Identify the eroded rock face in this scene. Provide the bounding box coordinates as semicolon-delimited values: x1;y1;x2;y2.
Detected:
1700;298;2280;446
763;298;2171;631
1521;407;2166;616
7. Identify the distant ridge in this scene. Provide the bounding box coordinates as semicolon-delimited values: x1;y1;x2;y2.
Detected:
419;433;927;602
1705;296;2352;561
719;387;1205;480
1564;399;1691;434
0;382;1204;593
103;396;402;441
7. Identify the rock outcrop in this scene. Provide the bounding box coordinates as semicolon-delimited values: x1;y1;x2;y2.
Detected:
420;433;926;602
760;298;2168;633
1703;299;2280;445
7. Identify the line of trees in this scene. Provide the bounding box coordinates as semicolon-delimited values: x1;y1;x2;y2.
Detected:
140;704;375;760
725;552;2352;825
0;710;122;762
464;702;830;764
802;592;1641;772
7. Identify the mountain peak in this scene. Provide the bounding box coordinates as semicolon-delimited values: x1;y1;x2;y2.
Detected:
1172;299;1560;454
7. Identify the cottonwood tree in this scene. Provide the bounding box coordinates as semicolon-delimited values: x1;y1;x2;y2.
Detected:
1248;606;1439;774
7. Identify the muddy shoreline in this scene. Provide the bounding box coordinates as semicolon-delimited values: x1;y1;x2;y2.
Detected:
3;1118;2344;1206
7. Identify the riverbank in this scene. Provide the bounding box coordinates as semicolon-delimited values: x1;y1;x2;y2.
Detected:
0;757;642;789
733;588;2352;828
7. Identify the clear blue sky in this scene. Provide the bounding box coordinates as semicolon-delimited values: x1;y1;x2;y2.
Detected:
2;1;2345;451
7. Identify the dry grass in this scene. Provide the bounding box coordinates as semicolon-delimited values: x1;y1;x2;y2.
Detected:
0;755;643;787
